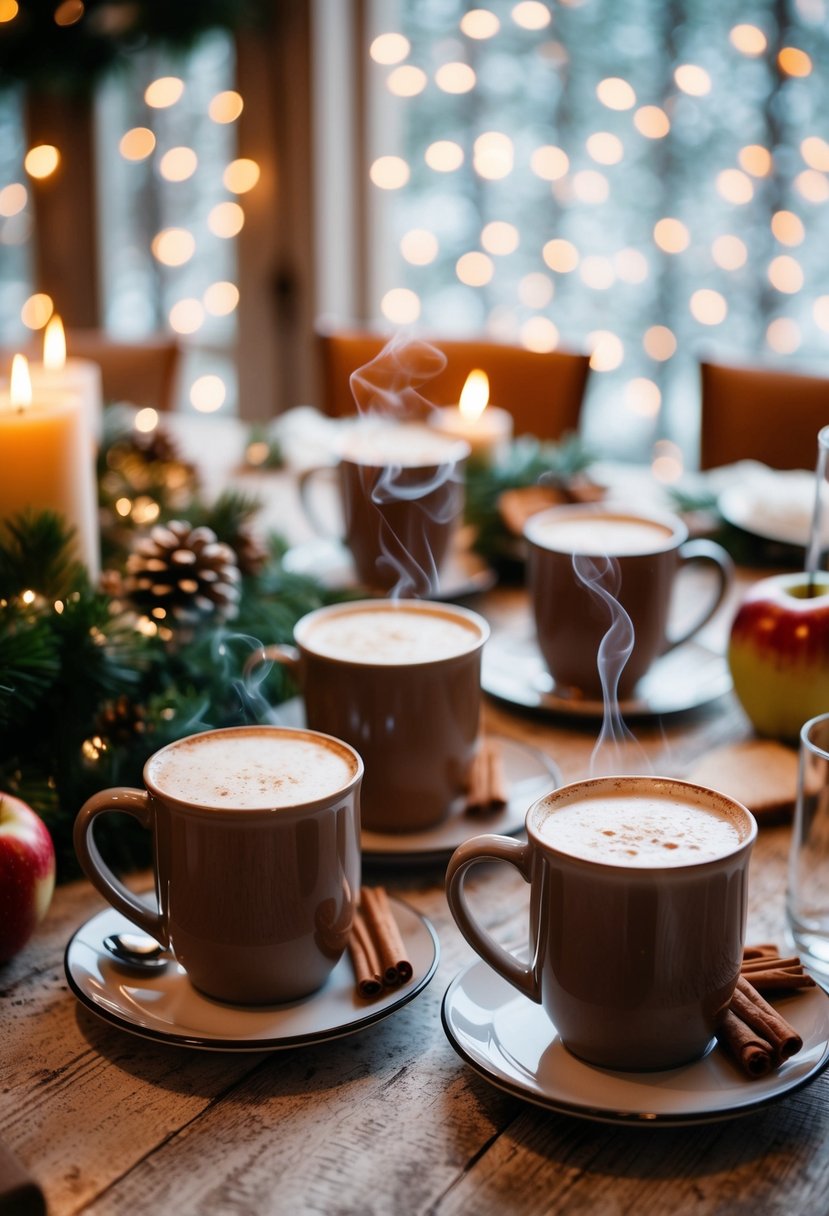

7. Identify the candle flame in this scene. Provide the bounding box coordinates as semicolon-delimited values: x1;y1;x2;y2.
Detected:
43;314;66;370
10;353;32;409
459;369;490;422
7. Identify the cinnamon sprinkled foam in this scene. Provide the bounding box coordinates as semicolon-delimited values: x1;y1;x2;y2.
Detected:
148;729;355;810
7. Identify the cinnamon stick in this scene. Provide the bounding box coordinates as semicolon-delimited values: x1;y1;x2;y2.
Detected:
731;976;803;1062
347;910;383;999
360;886;413;985
466;739;508;814
738;948;816;991
740;955;803;973
742;944;779;961
716;1009;775;1078
737;970;816;992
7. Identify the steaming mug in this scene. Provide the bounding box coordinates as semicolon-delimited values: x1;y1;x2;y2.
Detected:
524;504;734;699
446;776;757;1071
74;725;363;1005
246;598;488;834
298;421;470;595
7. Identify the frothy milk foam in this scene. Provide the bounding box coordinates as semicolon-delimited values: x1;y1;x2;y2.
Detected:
531;515;674;556
148;729;355;810
303;606;480;665
535;790;744;867
339;422;466;468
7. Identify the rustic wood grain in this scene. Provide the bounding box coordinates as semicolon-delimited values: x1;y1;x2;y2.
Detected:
4;582;827;1216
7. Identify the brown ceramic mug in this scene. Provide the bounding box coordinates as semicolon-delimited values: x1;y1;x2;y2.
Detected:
247;599;488;834
446;776;757;1071
73;725;363;1005
299;421;470;595
524;504;733;699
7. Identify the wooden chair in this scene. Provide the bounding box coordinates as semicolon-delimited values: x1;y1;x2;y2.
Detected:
700;359;829;470
316;327;591;440
66;330;181;411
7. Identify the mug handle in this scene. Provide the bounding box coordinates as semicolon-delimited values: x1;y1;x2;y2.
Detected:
297;465;342;540
445;835;541;1004
73;788;167;945
243;643;302;685
665;538;734;653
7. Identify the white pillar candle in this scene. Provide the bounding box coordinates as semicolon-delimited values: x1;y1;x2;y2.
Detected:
0;354;100;581
28;316;104;442
428;370;513;465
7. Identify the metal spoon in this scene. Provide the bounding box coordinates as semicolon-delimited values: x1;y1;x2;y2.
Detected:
103;931;172;972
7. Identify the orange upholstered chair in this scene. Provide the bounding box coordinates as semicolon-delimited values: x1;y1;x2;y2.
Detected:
66;330;181;411
316;328;591;440
700;359;829;470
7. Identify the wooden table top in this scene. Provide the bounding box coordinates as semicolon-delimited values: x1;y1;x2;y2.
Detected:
3;564;828;1214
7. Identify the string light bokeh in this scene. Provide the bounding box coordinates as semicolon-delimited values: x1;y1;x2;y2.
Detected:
1;2;827;463
368;0;829;471
0;29;249;416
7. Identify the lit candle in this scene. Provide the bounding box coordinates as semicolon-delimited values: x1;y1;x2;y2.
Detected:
429;370;513;465
28;315;104;442
0;354;100;580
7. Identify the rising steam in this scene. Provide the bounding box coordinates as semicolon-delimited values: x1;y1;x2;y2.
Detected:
572;553;651;777
348;333;465;598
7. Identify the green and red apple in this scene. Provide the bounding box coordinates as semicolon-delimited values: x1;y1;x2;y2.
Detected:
0;793;56;963
728;572;829;742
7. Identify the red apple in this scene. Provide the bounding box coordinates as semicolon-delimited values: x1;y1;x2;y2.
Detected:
0;793;56;963
728;572;829;742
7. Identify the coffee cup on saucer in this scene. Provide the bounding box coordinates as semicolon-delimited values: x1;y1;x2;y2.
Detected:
524;504;733;700
446;775;757;1071
247;598;489;834
74;725;362;1005
298;420;470;596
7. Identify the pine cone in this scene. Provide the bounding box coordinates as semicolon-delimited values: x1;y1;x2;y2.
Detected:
129;422;185;466
232;526;269;577
94;694;147;748
124;521;241;626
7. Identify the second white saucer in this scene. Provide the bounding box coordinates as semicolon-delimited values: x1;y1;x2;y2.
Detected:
442;956;829;1126
482;629;732;718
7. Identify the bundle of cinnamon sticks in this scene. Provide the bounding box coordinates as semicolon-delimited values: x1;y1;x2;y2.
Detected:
716;945;816;1079
347;886;414;1000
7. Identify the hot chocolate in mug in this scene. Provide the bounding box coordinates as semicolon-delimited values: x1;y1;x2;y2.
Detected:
298;420;470;595
247;598;488;834
446;775;757;1070
524;504;733;699
74;725;363;1005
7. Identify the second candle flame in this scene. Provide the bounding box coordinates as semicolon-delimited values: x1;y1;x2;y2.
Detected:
43;314;67;371
459;369;489;422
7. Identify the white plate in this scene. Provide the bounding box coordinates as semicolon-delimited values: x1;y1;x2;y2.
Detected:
361;737;560;865
719;473;826;548
482;630;731;719
442;956;829;1125
65;898;438;1051
281;535;496;600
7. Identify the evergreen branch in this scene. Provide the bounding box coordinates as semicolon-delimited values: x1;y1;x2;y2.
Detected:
0;511;88;601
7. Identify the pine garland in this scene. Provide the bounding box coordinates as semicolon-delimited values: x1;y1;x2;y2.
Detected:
0;421;336;881
464;432;595;571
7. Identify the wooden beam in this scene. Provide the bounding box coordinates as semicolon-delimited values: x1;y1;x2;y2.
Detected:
25;90;100;327
235;1;316;421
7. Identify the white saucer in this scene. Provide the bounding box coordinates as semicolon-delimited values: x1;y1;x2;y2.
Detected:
442;957;829;1125
719;473;825;548
482;630;732;718
361;737;560;865
65;898;439;1051
281;536;496;600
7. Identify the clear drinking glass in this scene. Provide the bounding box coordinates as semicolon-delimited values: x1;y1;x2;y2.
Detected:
787;712;829;978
